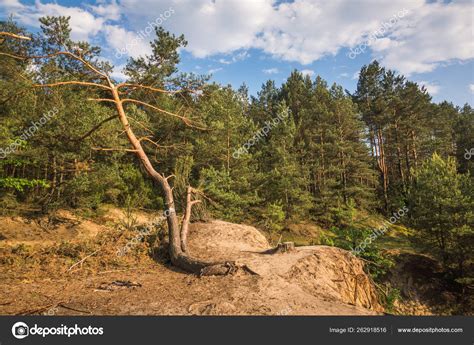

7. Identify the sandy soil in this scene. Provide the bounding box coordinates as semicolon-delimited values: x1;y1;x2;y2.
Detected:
0;211;382;315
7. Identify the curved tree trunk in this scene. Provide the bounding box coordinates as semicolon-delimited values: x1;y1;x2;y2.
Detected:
0;31;234;276
109;83;233;275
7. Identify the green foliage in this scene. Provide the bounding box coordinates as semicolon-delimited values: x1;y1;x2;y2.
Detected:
0;177;49;192
120;195;139;231
329;201;395;279
199;166;257;221
330;200;371;249
0;19;472;294
409;154;473;276
384;287;401;314
262;202;286;233
125;26;187;84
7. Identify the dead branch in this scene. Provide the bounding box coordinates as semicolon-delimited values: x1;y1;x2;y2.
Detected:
0;31;31;40
121;98;207;130
58;303;91;314
165;174;176;181
117;83;180;94
87;97;116;102
128;117;154;134
92;147;139;153
75;115;118;141
1;30;228;275
0;50;109;80
138;136;158;145
117;82;202;96
0;52;29;60
33;81;111;90
67;249;100;272
180;186;202;252
193;188;219;208
17;301;66;316
97;268;140;275
138;137;181;151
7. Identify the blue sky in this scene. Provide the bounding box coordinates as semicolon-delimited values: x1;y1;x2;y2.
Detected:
1;0;473;106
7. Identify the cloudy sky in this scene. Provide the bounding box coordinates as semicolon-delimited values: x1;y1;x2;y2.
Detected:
1;0;473;105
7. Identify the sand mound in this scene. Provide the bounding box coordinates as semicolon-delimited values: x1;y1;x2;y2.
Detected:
188;220;383;314
283;247;381;311
0;210;108;246
188;220;270;260
0;214;383;315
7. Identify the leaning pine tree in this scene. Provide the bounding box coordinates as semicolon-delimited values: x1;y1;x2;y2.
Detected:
0;18;236;275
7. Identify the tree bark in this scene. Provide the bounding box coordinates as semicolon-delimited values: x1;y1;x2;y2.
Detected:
375;128;389;211
394;121;406;194
180;186;201;252
0;31;235;276
108;83;232;275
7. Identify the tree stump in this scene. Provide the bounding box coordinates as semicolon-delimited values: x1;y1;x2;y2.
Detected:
275;242;295;253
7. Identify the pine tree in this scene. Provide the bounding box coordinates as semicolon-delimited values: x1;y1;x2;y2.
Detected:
409;153;473;274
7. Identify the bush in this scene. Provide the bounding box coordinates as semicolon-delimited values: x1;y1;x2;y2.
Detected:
262;202;286;233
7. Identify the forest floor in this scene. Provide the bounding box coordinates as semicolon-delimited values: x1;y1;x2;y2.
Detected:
0;207;465;315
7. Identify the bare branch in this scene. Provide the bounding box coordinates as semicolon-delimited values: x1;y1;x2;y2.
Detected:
0;32;31;40
117;83;180;94
128;117;154;134
75;115;118;141
33;81;111;90
180;186;201;252
0;51;109;80
67;249;100;272
0;52;28;60
87;97;116;102
138;136;162;148
92;147;138;153
165;174;176;181
121;98;207;130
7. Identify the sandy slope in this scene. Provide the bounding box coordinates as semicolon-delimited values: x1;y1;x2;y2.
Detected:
0;213;382;315
186;220;382;315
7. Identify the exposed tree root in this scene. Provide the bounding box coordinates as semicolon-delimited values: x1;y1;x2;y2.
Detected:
262;241;295;255
171;253;259;277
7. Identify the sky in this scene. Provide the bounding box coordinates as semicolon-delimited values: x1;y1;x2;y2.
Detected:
1;0;473;106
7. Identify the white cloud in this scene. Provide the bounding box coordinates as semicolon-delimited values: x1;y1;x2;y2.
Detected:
103;24;151;58
115;0;471;75
218;50;249;64
300;69;314;77
1;0;24;9
469;84;474;94
207;67;223;74
89;0;121;21
371;1;474;75
262;68;279;74
10;0;106;41
417;80;440;95
2;0;472;77
255;0;424;65
110;63;127;80
119;0;273;58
